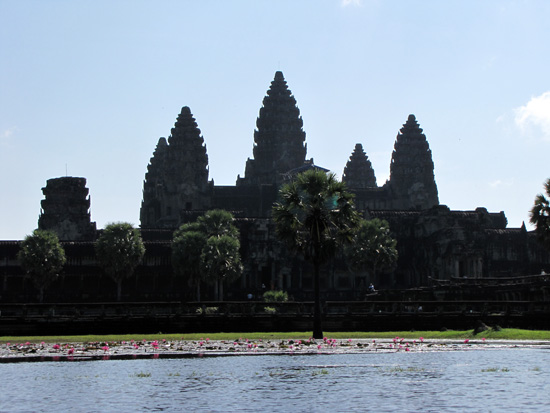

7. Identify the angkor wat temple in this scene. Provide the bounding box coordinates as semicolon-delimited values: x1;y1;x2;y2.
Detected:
1;71;549;303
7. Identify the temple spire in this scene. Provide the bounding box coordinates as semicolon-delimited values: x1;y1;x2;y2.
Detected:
342;143;377;188
140;107;211;228
239;71;307;186
388;114;439;210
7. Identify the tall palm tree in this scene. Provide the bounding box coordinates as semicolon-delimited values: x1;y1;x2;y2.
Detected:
95;222;145;301
272;169;360;339
346;218;398;287
530;178;550;251
18;229;66;303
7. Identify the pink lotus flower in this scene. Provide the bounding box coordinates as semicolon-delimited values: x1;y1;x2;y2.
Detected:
102;345;109;352
464;339;470;344
419;337;424;343
52;344;60;350
482;337;486;342
67;348;74;355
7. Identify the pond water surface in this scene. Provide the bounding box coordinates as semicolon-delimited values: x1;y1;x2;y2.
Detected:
1;348;549;412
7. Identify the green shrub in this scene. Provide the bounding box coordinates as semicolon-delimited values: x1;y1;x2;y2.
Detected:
263;290;289;303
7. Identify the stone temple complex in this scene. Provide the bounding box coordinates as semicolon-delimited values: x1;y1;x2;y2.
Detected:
1;71;549;303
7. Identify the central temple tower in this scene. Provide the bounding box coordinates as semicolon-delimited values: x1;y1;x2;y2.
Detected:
238;71;307;186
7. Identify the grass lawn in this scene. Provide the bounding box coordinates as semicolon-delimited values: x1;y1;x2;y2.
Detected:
1;328;549;344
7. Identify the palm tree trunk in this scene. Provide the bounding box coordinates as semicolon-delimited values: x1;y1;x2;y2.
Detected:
313;258;323;339
117;280;122;302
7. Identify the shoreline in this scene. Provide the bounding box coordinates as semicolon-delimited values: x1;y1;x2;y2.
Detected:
2;338;550;363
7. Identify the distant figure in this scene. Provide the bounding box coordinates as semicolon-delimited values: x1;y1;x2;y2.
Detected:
368;283;376;293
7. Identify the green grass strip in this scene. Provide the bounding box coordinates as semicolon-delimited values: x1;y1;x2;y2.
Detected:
1;328;549;344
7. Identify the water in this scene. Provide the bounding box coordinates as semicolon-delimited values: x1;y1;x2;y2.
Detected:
1;349;549;412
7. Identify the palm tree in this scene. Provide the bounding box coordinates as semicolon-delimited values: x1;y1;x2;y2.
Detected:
95;222;145;301
197;209;240;238
172;210;242;301
346;218;398;288
172;225;207;301
530;178;550;250
18;229;66;303
201;234;243;301
272;169;360;339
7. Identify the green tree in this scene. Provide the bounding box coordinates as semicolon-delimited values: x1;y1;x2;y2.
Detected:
346;218;398;286
530;178;550;250
95;222;145;301
272;169;360;339
172;210;242;301
172;223;207;301
263;290;289;302
17;229;66;303
201;234;243;301
197;209;239;238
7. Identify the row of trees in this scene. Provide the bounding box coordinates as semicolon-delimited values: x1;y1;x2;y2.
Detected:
15;172;550;339
16;173;399;312
18;223;146;303
17;210;244;304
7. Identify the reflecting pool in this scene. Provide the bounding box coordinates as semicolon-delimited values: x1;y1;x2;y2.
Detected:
1;349;549;412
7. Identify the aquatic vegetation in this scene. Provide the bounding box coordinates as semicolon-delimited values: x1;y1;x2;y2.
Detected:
481;367;510;373
131;371;152;378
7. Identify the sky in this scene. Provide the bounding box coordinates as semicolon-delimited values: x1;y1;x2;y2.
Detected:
1;0;550;240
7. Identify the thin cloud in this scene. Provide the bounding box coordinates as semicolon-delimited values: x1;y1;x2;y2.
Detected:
1;127;17;146
514;91;550;141
341;0;362;7
489;179;513;189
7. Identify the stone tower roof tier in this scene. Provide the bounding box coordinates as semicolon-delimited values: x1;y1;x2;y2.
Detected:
140;107;211;228
239;71;307;186
388;114;439;210
342;143;377;188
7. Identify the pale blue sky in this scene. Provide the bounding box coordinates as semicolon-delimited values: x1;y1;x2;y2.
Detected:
1;0;549;239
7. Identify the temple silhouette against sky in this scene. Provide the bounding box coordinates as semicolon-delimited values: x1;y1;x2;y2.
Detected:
1;71;548;302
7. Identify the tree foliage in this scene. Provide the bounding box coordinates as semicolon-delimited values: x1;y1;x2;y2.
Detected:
95;222;145;301
172;210;242;301
197;209;239;239
346;218;398;281
201;235;242;285
272;169;360;338
263;290;289;303
530;178;550;251
17;229;66;303
172;226;207;301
